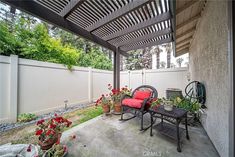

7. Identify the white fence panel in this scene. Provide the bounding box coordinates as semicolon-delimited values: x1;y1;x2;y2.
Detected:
18;58;90;115
92;70;113;101
145;68;189;97
0;56;10;121
0;55;189;123
130;70;143;90
120;71;129;88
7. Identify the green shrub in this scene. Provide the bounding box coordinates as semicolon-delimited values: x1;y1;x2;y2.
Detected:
18;113;37;122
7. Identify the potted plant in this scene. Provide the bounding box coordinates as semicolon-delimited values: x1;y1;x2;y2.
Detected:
43;143;68;157
35;114;72;150
96;94;112;113
150;98;163;109
173;97;200;124
108;84;132;113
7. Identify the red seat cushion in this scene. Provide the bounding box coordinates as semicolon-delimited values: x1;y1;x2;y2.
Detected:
133;90;151;100
122;98;144;109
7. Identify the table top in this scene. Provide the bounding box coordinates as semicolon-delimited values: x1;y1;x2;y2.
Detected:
149;105;187;118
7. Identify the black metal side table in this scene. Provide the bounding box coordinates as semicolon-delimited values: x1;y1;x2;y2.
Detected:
149;105;189;152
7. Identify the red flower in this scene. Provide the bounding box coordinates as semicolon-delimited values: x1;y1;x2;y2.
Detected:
27;144;31;152
49;123;56;129
35;129;43;136
36;119;44;125
54;117;63;123
54;113;58;117
46;130;55;136
63;145;68;152
66;120;72;127
56;138;60;144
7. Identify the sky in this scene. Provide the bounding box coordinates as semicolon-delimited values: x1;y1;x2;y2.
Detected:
161;50;189;67
151;44;189;69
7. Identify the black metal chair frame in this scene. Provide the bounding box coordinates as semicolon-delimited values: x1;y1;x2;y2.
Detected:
120;85;158;131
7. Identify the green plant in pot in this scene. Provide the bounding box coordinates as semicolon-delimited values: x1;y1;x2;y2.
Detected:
35;114;72;150
151;98;163;107
95;94;112;113
107;84;132;113
43;143;68;157
173;97;201;124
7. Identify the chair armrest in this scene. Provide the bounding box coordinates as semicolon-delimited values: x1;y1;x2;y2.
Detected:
141;98;151;111
121;94;132;103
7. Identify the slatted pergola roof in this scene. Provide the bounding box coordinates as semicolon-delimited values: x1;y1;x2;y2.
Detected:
2;0;175;56
175;0;207;57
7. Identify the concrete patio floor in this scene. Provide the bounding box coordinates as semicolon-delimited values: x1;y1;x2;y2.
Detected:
61;114;219;157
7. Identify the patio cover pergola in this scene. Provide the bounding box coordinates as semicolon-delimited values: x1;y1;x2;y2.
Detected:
175;0;206;57
1;0;175;89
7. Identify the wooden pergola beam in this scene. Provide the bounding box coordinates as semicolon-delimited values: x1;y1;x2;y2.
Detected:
176;43;190;51
176;27;196;39
169;0;176;57
176;14;201;30
114;28;172;47
121;36;172;52
103;11;171;41
176;48;189;57
86;0;149;32
176;0;198;15
176;36;193;45
60;0;85;18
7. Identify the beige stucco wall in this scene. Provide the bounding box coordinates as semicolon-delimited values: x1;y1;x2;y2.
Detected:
189;1;229;157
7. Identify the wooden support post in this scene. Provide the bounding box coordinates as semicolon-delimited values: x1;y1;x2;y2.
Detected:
113;48;120;89
113;52;116;89
116;48;120;89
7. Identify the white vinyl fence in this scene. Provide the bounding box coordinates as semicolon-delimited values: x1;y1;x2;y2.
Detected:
0;55;189;123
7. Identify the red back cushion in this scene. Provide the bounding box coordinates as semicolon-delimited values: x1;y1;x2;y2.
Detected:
133;90;152;100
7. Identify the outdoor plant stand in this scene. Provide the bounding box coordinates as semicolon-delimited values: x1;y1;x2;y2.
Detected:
149;105;189;152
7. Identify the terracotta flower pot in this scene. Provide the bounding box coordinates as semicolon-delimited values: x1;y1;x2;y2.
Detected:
102;104;110;113
39;133;61;150
113;102;121;113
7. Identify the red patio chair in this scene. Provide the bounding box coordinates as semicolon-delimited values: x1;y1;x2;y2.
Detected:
120;85;158;131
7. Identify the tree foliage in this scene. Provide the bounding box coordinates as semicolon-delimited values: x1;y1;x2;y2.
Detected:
0;6;112;70
176;58;184;67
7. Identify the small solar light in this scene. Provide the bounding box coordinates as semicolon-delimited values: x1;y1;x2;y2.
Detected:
64;100;68;110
